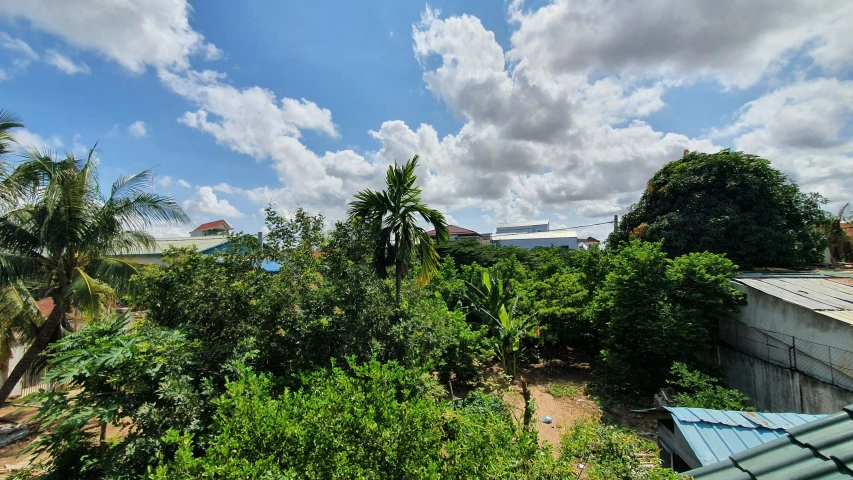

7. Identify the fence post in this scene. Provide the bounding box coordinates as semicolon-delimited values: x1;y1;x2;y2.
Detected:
792;337;797;370
829;347;835;386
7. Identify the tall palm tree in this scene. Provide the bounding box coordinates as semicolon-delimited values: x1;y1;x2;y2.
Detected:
0;110;25;208
348;155;449;306
0;147;190;403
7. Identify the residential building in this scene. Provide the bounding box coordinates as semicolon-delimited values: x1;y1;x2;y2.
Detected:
635;406;826;473
190;219;233;237
714;272;853;413
685;403;853;478
495;220;549;235
579;237;601;250
116;235;232;266
491;220;578;249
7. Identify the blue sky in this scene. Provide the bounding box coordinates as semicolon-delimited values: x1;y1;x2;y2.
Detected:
1;0;851;240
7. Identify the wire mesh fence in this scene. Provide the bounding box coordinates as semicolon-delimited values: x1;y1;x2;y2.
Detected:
717;319;853;392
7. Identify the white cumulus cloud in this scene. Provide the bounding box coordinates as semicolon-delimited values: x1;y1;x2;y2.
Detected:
127;121;147;137
182;186;244;219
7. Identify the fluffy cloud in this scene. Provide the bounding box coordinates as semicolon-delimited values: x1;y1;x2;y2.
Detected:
176;178;191;188
44;49;90;75
182;186;244;219
127;120;147;137
0;0;219;73
159;68;380;218
507;0;853;88
0;32;37;60
12;128;63;152
718;78;853;207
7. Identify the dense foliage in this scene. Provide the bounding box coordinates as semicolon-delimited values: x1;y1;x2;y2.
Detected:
668;362;753;411
611;149;826;268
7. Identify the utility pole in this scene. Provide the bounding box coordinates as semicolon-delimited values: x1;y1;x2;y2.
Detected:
613;215;618;233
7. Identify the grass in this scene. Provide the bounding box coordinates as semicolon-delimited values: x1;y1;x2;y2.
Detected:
548;382;581;398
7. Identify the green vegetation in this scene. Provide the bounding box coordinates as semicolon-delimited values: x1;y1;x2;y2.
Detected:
668;362;753;411
548;382;581;398
348;155;449;306
5;116;816;478
612;149;827;269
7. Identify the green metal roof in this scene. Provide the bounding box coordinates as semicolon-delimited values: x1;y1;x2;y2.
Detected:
685;405;853;479
121;236;230;256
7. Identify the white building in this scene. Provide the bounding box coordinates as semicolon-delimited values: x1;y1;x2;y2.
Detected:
491;220;578;249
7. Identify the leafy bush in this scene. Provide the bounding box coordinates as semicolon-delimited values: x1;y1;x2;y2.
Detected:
591;241;746;392
561;418;680;480
15;316;210;480
668;362;752;410
151;359;570;479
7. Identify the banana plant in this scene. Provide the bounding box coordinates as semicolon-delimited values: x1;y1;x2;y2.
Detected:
465;270;538;379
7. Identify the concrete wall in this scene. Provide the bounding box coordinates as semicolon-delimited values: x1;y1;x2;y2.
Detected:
495;223;548;234
732;282;853;351
720;345;853;413
493;237;578;249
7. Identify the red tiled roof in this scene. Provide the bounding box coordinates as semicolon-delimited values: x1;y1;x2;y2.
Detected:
427;225;480;237
842;222;852;235
36;298;54;317
585;237;600;243
191;219;232;232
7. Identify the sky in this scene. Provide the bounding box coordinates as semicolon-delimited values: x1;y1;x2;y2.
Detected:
0;0;851;241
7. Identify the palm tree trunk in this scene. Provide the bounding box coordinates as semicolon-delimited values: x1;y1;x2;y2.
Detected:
394;260;403;307
0;298;63;404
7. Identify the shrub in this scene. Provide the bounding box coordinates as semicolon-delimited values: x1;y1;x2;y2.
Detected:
549;383;581;398
150;359;571;479
668;362;752;410
561;418;680;480
591;241;745;392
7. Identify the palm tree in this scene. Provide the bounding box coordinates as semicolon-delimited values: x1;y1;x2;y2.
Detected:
0;110;25;207
347;155;449;306
0;147;190;403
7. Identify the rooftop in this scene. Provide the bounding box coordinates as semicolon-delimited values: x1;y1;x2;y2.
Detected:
491;230;577;241
637;406;826;467
733;275;853;314
122;236;231;255
191;219;232;233
496;220;549;229
426;225;480;237
686;404;853;479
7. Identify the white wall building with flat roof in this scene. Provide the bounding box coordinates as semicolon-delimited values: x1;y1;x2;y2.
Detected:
491;219;578;249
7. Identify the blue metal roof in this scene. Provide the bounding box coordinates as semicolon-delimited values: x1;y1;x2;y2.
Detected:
686;405;853;479
636;407;826;467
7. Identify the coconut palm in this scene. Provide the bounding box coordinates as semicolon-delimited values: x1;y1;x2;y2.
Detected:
0;110;24;208
347;155;449;306
0;147;190;403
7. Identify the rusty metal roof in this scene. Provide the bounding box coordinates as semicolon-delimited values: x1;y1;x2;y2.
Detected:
686;404;853;479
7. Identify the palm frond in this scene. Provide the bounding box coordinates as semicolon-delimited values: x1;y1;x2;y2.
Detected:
0;281;43;371
65;268;115;316
85;257;141;297
415;229;441;285
109;168;155;201
0;252;43;283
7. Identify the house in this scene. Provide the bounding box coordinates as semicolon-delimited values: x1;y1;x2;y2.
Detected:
116;235;232;266
490;220;578;249
579;237;600;250
495;220;550;235
685;403;853;478
714;272;853;413
634;406;825;473
426;225;488;244
190;219;233;237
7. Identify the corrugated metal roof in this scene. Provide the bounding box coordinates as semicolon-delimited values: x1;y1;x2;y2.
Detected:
122;237;230;255
636;407;825;467
735;277;853;311
686;404;853;479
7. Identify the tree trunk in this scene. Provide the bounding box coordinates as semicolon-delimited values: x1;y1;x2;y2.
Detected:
0;298;63;404
394;260;402;307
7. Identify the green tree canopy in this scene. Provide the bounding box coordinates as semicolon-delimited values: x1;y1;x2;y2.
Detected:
610;149;826;269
